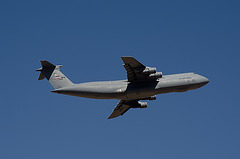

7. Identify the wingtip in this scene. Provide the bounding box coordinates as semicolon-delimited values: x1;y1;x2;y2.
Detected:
108;113;119;119
107;115;114;119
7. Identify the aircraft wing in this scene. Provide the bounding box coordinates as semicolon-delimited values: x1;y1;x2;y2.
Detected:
108;100;147;119
108;100;141;119
108;100;131;119
121;56;161;82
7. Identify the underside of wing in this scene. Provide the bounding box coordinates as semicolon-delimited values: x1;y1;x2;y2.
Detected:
108;100;148;119
121;56;162;82
108;101;131;119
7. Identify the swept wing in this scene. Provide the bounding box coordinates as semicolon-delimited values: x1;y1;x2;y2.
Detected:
108;100;147;119
121;56;162;82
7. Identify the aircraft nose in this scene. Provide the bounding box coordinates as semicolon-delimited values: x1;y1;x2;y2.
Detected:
203;76;209;83
200;75;209;86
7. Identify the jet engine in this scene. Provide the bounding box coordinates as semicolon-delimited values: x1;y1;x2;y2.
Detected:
147;95;156;100
141;95;156;101
148;72;162;79
142;67;157;74
131;101;147;108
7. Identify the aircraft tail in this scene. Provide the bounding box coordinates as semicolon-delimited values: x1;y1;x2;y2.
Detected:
36;60;73;89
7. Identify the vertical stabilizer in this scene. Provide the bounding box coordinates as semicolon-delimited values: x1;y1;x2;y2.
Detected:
36;60;73;89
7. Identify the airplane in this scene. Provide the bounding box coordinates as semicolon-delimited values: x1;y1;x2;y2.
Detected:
36;57;209;119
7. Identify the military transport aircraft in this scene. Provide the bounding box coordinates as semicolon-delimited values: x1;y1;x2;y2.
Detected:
36;57;209;119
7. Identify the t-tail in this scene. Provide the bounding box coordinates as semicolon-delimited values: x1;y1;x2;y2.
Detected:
36;60;73;89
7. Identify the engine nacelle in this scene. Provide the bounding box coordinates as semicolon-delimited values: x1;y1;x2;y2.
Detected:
141;95;156;101
138;102;147;108
148;72;162;79
142;67;157;74
132;102;147;108
148;95;156;100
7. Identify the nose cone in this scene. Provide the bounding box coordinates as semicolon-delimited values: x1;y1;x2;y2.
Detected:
202;76;209;83
199;75;209;86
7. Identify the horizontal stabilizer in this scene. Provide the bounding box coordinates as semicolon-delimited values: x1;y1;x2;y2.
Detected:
41;60;56;68
38;72;45;80
36;60;73;89
36;60;56;80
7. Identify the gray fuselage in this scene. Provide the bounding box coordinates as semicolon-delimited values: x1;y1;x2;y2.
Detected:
52;73;209;100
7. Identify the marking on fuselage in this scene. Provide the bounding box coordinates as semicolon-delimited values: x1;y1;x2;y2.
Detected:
53;76;65;80
179;77;191;80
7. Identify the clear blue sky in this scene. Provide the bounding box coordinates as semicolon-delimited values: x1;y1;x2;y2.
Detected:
1;0;240;159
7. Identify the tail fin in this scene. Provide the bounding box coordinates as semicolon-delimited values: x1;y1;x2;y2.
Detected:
36;60;73;89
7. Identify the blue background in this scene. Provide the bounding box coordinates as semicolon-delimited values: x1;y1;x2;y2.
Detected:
1;0;239;158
